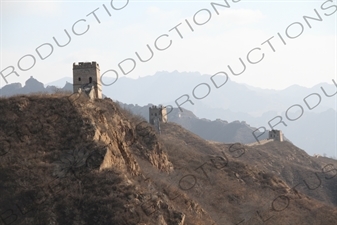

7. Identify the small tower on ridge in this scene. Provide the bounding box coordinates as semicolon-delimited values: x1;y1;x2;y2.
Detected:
149;105;168;133
268;130;283;142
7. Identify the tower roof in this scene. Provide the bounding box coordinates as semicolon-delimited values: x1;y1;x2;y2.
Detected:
73;61;99;70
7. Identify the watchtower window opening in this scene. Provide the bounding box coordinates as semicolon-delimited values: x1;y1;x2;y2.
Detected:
89;77;92;83
78;77;81;81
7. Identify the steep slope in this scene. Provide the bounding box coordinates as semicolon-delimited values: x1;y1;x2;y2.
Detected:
0;93;214;225
158;123;337;224
0;93;336;225
235;141;337;207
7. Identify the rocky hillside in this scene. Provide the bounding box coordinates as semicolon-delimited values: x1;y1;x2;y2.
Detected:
159;123;337;224
0;93;336;225
0;93;214;225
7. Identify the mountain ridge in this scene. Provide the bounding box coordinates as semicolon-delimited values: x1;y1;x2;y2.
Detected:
0;92;336;224
1;73;336;157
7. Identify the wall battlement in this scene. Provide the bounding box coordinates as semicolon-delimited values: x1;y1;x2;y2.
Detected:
73;61;100;70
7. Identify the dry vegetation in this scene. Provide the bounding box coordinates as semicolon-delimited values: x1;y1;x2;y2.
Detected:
0;93;212;225
0;93;336;225
159;123;337;224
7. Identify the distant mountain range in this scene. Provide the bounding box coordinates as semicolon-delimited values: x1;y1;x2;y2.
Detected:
46;72;337;119
117;102;269;144
1;72;336;157
0;76;73;96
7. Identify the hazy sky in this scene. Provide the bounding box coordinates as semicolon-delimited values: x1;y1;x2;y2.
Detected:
0;0;336;89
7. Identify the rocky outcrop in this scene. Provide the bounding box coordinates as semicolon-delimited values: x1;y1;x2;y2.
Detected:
0;94;204;225
134;121;173;172
69;95;173;174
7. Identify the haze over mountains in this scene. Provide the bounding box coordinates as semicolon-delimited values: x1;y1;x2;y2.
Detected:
117;102;270;145
1;71;336;157
46;71;336;117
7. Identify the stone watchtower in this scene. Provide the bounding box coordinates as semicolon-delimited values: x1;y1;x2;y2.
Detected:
73;61;102;99
149;105;167;133
269;130;283;142
149;105;168;125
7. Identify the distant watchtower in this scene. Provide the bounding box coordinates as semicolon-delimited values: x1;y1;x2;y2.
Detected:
149;105;167;133
73;61;102;99
269;130;283;142
149;105;168;125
